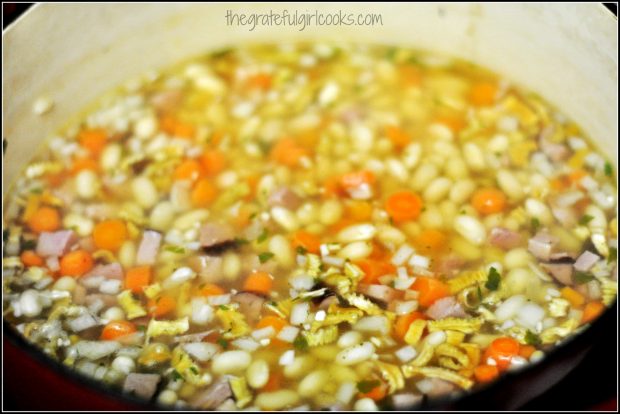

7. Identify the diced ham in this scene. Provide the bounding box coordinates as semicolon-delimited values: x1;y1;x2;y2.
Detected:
36;230;76;257
540;263;573;285
233;292;265;324
150;90;182;112
84;263;124;280
435;255;466;278
541;140;570;162
268;186;303;210
200;223;235;248
136;230;162;265
72;284;87;305
318;295;339;310
123;373;161;400
425;296;467;320
357;284;398;304
489;227;522;250
528;232;559;261
189;377;232;409
188;255;223;283
574;251;600;272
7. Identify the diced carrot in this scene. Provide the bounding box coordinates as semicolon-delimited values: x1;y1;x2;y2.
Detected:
385;191;423;223
256;316;287;333
243;271;273;295
261;371;283;392
385;125;411;149
291;230;321;254
561;286;585;308
519;345;536;360
568;169;587;187
368;241;390;261
124;266;152;293
322;176;345;198
434;113;466;133
93;219;127;252
340;170;375;190
59;250;94;277
399;64;422;87
474;364;499;383
471;188;507;215
160;115;194;139
191;178;217;207
45;171;68;188
70;156;99;175
78;128;107;155
247;73;272;90
358;381;388;401
345;200;373;222
27;206;61;233
469;82;498;107
328;218;357;235
100;320;136;340
244;174;260;201
232;204;255;229
393;311;426;342
581;301;605;324
269;138;308;168
147;295;177;318
483;337;520;371
21;250;44;267
199;283;225;297
415;228;447;252
356;259;396;285
410;277;450;308
174;159;205;182
201;149;228;176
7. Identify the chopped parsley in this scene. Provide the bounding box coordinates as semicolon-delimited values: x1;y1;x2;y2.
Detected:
608;247;617;264
30;187;43;194
189;366;199;375
164;245;185;254
531;217;541;233
578;215;594;226
249;212;258;220
357;380;381;394
21;239;37;250
485;267;501;291
256;229;269;243
258;252;274;263
219;305;229;311
216;338;229;349
604;161;613;177
524;330;541;346
296;246;308;255
293;335;309;351
234;237;250;245
574;271;595;285
476;285;483;302
385;47;398;61
171;370;183;381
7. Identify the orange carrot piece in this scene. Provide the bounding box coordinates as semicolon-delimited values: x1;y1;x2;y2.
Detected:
256;316;287;333
191;178;218;207
160;115;195;139
201;149;228;176
100;320;136;340
78;128;107;155
340;170;376;190
124;266;152;293
291;230;322;254
322;176;345;198
385;125;411;149
174;159;205;182
345;200;373;222
199;283;226;297
415;228;447;252
385;191;423;223
59;250;94;277
483;337;520;371
359;381;389;401
247;73;272;90
561;286;585;308
399;65;422;87
92;219;127;252
469;82;498;107
410;276;450;308
356;259;396;285
581;301;605;324
471;188;507;215
393;311;426;342
474;364;499;383
269;138;308;168
21;250;44;267
70;156;99;175
27;206;61;233
434;113;466;133
243;271;274;295
519;345;536;360
261;371;283;392
147;295;177;318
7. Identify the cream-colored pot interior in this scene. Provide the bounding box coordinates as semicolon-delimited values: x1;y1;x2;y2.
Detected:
2;3;617;194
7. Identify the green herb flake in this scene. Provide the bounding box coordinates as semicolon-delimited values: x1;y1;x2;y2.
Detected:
189;366;199;375
578;215;594;226
164;245;185;254
258;252;274;263
604;161;613;177
293;335;309;352
234;237;250;245
476;285;483;302
30;188;43;195
524;330;541;346
608;247;617;264
574;271;595;285
21;239;37;250
137;325;146;332
485;267;501;291
219;305;229;311
249;212;258;220
531;217;541;232
256;229;269;243
357;380;381;394
217;338;229;349
171;370;183;381
296;246;308;255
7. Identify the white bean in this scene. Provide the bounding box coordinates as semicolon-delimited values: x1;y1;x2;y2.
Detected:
355;398;378;411
337;241;372;260
222;252;242;281
337;223;376;243
296;202;318;225
525;198;553;225
445;158;469;180
149;201;176;231
100;144;122;171
157;390;178;406
271;206;299;232
424;177;452;203
246;359;270;389
132;176;158;209
270;235;294;267
319;199;343;226
19;290;42;317
377;225;406;247
411;163;438;192
53;276;76;292
283;355;312;379
497;169;524;200
112;356;135;375
337;331;363;348
118;241;136;269
211;351;252;374
173;209;209;231
255;390;300;410
335;342;375;366
63;213;94;237
463;143;486;171
102;306;125;322
298;369;329;398
402;143;422;169
419;208;444;229
504;248;533;270
454;215;486;245
449;179;476;205
75;170;100;199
